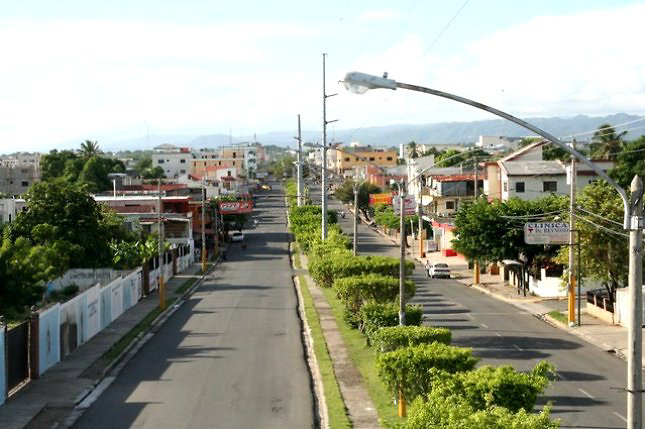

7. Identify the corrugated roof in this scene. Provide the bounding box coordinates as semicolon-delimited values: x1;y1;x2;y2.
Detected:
502;161;564;176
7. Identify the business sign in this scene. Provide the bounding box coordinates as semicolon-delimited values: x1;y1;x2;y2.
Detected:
218;201;253;214
392;196;417;215
524;222;570;244
369;193;392;205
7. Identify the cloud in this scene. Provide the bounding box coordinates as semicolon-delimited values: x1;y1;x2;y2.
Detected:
344;3;645;129
359;9;404;22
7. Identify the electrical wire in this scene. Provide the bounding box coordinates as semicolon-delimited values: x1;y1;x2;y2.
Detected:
573;213;629;239
563;117;645;139
575;206;624;228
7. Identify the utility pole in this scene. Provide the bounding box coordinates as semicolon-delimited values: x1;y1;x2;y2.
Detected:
473;157;480;284
297;114;303;206
157;178;166;310
627;175;643;429
201;176;207;272
321;53;338;240
398;182;406;327
353;183;359;256
568;140;577;326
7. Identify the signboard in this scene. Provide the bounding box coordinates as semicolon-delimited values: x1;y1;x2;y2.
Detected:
218;201;253;214
524;222;570;244
369;193;392;205
426;240;438;252
392;196;417;215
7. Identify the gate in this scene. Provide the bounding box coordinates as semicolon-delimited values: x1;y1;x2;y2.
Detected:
6;321;30;392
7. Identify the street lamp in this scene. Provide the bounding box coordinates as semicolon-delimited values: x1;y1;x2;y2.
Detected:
343;71;643;428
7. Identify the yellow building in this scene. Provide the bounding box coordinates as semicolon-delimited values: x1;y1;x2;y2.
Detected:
333;148;398;176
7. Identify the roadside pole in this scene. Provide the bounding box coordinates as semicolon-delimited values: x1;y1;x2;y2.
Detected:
201;177;207;273
627;176;643;429
157;179;166;311
297;114;303;206
568;141;577;326
353;184;359;256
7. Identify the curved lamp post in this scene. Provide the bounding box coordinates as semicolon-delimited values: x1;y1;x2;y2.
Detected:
343;71;643;428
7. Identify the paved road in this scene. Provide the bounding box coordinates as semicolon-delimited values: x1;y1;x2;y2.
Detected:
74;184;315;429
323;192;641;429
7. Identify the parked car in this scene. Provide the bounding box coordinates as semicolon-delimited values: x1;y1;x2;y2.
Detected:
426;262;450;279
231;232;245;242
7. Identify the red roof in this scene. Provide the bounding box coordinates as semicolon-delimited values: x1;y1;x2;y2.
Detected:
122;184;187;191
432;174;486;182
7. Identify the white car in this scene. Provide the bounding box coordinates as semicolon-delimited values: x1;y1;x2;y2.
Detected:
231;232;245;242
427;262;450;279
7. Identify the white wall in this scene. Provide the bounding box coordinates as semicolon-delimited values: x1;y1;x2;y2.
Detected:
152;152;193;178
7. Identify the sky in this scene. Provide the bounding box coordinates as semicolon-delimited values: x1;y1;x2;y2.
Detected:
1;0;644;153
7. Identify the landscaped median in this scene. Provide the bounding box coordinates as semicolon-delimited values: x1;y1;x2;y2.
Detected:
285;179;561;429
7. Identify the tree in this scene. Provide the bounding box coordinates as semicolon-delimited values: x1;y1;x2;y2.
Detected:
79;140;101;158
142;166;165;179
407;141;421;159
589;124;626;160
610;136;645;188
9;179;134;268
40;150;80;180
78;156;126;193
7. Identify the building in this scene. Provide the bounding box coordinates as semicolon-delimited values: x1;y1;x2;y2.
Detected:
333;147;398;177
151;144;194;179
425;173;485;217
476;136;528;151
485;141;613;201
0;198;25;224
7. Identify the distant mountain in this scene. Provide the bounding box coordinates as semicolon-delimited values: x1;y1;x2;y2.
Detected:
105;113;645;151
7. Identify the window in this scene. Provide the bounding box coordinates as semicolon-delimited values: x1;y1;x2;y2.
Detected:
21;181;29;187
543;181;557;192
344;157;350;162
369;157;375;161
387;157;393;161
158;159;165;164
445;201;455;210
233;152;237;158
516;182;525;193
180;159;186;163
180;169;186;174
503;181;508;192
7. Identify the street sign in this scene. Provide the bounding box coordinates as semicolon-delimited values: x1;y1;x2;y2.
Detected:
369;193;392;205
218;201;253;214
524;222;569;244
392;196;416;215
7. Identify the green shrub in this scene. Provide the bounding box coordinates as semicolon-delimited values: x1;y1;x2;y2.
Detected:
309;254;414;288
401;394;560;429
430;361;555;413
360;301;423;338
376;343;478;402
48;284;80;303
370;326;451;353
333;274;415;321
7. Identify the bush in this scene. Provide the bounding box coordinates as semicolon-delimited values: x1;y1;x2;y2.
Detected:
402;394;560;429
333;274;415;322
360;301;423;339
309;254;414;288
48;284;80;303
430;361;555;413
370;326;451;353
376;343;478;402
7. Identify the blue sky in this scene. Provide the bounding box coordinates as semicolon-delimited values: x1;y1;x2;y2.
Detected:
1;0;644;153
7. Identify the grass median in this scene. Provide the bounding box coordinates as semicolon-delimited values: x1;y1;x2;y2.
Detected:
297;274;351;428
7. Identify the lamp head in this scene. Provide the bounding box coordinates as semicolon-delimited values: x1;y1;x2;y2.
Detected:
342;71;397;94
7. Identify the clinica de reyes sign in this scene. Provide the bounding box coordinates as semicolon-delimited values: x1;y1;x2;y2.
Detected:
524;222;570;245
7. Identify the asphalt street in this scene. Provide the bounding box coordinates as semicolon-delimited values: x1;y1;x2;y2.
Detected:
324;191;642;429
74;185;315;429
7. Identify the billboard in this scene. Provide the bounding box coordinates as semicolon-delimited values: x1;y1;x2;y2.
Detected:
218;201;253;214
369;194;392;205
392;196;417;215
524;222;570;244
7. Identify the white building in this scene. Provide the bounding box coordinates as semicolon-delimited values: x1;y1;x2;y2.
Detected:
476;136;528;151
151;144;194;179
0;198;25;224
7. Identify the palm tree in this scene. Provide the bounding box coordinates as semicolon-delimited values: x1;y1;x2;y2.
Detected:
79;140;101;158
589;124;626;160
406;141;422;159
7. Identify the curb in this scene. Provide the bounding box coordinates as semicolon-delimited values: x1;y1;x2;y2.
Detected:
60;261;219;428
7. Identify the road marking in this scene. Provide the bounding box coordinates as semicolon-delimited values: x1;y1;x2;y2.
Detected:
464;312;473;320
612;412;627;423
512;344;523;351
480;323;489;329
494;332;503;337
557;372;567;381
577;388;594;399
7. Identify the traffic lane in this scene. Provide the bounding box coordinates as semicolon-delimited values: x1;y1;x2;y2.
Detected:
75;188;314;429
415;276;634;428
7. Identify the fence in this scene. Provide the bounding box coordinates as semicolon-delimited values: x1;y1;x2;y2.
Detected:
1;245;193;404
587;288;614;313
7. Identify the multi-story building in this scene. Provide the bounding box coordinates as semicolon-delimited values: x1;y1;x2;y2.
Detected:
151;144;193;179
0;198;26;224
333;147;398;177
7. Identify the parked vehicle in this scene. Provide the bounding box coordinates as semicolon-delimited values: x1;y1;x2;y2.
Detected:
427;262;451;279
231;232;245;242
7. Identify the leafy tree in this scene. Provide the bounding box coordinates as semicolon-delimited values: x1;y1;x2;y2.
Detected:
334;180;382;218
9;179;134;268
78;156;126;193
40;150;79;180
134;157;152;174
610;136;645;188
142;166;166;179
543;144;571;161
407;141;421;159
589;124;626;160
79;140;101;158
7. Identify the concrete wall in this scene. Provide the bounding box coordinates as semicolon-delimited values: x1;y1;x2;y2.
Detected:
614;286;645;327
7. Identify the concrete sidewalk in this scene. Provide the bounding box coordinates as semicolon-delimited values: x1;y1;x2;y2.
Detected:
0;262;213;429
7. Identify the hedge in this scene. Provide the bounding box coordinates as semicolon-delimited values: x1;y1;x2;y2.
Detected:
360;301;423;339
309;254;414;289
401;394;560;429
370;326;451;353
375;343;478;402
333;274;415;323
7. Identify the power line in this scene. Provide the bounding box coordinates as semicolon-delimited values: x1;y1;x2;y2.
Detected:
563;117;645;139
576;206;624;228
